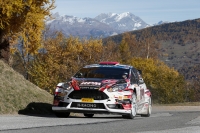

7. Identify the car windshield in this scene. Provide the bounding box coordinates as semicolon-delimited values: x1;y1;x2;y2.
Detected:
74;67;129;79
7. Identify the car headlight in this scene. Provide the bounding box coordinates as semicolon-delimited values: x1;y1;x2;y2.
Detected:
63;82;72;91
107;83;127;92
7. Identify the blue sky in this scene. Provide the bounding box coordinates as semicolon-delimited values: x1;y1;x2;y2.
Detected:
52;0;200;24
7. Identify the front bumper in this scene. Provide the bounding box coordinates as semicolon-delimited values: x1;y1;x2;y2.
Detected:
52;99;132;115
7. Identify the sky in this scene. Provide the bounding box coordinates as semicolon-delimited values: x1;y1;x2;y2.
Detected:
52;0;200;25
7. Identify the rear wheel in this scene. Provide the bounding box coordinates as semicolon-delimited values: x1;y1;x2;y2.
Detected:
141;98;152;117
54;112;70;118
123;93;137;119
84;113;94;118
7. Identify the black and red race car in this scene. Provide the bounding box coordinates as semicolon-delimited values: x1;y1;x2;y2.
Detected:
52;61;152;119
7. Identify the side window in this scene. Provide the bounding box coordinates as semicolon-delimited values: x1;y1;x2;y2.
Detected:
137;71;142;80
130;70;138;84
135;71;140;80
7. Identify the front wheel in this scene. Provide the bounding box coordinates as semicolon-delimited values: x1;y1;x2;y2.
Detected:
84;113;94;118
125;93;137;119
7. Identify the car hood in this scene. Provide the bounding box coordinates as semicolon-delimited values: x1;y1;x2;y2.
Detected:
71;78;127;89
75;78;118;86
70;78;130;91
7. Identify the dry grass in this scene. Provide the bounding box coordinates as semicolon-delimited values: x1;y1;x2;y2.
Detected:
0;60;53;114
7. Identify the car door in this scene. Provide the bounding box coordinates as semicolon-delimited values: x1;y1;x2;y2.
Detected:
130;69;141;103
136;70;146;104
130;69;145;104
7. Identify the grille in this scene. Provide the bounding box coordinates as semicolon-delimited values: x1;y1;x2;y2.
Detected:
68;90;108;100
71;102;105;109
79;86;99;89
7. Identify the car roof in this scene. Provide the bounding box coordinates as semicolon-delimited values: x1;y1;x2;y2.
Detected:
83;62;133;70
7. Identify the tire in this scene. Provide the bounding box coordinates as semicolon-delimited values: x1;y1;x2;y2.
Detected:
54;112;70;118
84;113;94;118
141;98;152;117
126;93;137;119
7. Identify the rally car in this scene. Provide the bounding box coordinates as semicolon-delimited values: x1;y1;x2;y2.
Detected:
52;61;152;119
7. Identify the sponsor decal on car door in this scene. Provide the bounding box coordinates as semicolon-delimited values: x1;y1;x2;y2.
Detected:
139;84;145;102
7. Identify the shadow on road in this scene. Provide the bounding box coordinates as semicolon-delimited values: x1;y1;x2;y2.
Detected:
18;102;55;117
18;102;143;119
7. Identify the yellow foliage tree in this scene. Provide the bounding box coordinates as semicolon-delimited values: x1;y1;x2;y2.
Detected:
130;57;186;103
81;38;103;65
28;33;106;93
29;33;81;93
137;29;160;59
118;32;160;64
0;0;55;62
119;39;131;64
101;40;120;62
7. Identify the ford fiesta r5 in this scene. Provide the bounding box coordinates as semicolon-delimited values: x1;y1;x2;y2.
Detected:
52;62;152;119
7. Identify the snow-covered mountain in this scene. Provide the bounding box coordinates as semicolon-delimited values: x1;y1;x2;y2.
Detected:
95;12;149;32
46;12;150;38
153;20;170;26
46;13;117;38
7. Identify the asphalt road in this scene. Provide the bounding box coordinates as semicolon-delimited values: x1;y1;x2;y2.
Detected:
0;106;200;133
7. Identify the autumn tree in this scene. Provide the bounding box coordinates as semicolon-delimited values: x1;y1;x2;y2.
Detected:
0;0;55;63
187;77;200;102
102;40;120;62
137;29;160;59
80;38;104;65
28;33;79;93
28;33;107;93
130;57;187;104
118;33;132;64
118;32;160;65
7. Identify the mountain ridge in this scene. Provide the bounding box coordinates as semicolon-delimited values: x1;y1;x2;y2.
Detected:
103;18;200;81
94;12;149;32
46;12;151;38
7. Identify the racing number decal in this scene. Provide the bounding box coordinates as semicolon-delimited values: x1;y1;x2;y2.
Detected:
140;86;145;100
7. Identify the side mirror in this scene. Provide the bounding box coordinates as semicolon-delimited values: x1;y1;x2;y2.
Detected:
138;70;142;75
76;73;83;78
138;78;144;84
122;72;128;79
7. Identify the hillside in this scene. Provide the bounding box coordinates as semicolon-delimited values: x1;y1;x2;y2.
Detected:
103;18;200;81
0;60;53;114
